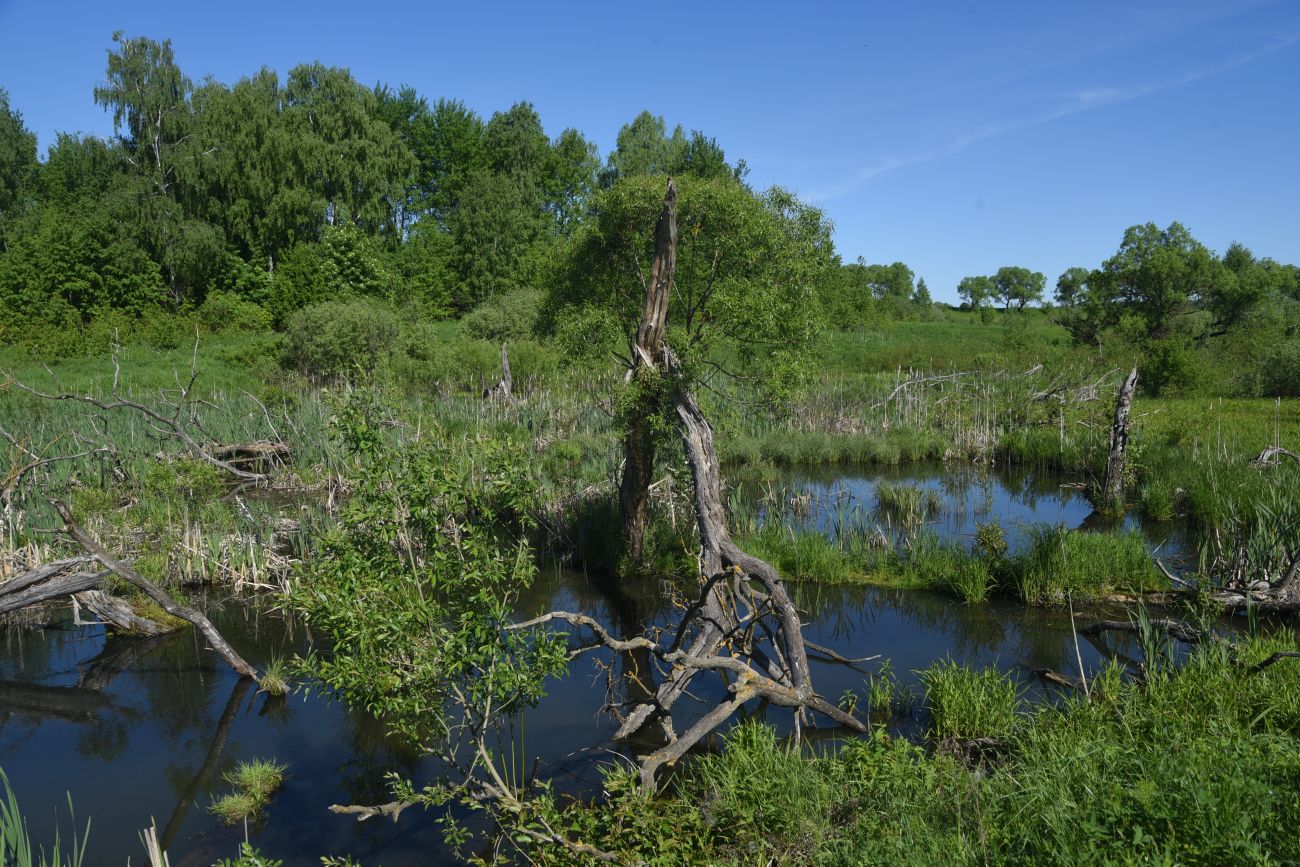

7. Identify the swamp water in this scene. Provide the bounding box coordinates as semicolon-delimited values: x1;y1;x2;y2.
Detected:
0;464;1199;865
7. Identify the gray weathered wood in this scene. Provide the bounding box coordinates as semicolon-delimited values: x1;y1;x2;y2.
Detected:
618;179;677;566
53;499;258;680
1101;367;1138;513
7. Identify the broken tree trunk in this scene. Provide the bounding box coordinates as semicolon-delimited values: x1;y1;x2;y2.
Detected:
485;343;513;400
52;499;258;680
74;589;178;636
618;179;677;568
1100;366;1138;514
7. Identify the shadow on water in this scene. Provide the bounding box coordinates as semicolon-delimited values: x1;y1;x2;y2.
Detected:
0;464;1208;864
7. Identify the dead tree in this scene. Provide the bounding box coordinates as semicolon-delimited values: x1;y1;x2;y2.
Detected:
1100;366;1137;514
515;179;865;790
3;345;281;485
618;179;677;566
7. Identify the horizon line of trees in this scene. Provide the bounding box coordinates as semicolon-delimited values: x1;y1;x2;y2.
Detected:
1;32;1296;397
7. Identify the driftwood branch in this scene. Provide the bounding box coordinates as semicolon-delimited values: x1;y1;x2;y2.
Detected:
1080;618;1206;645
5;373;274;484
52;499;258;679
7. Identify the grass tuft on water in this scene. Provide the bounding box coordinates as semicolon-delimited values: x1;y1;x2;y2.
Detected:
209;759;286;826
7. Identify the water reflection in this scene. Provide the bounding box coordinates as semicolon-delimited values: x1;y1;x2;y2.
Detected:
0;555;1176;865
736;462;1197;566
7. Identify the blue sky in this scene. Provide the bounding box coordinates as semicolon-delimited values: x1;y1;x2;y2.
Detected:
1;0;1297;303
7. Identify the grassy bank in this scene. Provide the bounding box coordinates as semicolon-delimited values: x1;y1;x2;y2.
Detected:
541;632;1300;865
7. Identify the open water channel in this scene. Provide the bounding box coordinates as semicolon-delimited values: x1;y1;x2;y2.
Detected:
0;464;1202;865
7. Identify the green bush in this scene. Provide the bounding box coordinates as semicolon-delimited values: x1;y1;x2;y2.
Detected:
461;287;543;342
283;298;399;380
199;291;273;334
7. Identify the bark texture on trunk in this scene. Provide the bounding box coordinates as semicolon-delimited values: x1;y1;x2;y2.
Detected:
618;179;678;567
1101;367;1138;514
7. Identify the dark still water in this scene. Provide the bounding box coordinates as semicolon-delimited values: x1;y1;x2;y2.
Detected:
0;567;1153;866
740;462;1196;565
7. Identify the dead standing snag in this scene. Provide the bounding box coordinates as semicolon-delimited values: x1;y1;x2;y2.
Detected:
523;179;865;790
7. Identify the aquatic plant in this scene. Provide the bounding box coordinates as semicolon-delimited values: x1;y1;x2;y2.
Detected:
0;770;89;867
918;659;1023;741
257;657;289;697
209;759;286;827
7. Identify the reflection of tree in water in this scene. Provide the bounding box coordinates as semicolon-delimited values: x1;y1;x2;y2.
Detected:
787;580;1093;679
0;620;86;681
333;704;426;808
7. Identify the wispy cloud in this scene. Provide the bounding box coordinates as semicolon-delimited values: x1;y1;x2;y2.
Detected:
807;33;1298;202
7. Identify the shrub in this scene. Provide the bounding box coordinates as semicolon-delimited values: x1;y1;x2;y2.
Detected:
461;287;543;342
199;291;273;334
283;298;399;380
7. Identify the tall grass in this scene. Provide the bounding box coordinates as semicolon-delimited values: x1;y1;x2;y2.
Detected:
0;770;89;867
571;632;1300;864
918;660;1023;741
1011;525;1160;603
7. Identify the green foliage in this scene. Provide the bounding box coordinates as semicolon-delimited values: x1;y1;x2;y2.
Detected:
874;482;942;526
1012;525;1159;603
282;298;399;380
566;636;1300;865
208;758;285;826
919;660;1023;741
289;410;569;753
141;459;224;503
0;89;38;243
461;287;543;342
549;174;834;398
198;291;273;334
211;844;283;867
258;657;290;697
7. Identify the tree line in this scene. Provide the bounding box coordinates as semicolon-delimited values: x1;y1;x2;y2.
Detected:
0;33;936;351
1;32;1296;399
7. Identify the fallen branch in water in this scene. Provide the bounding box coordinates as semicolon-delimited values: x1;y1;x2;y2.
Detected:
53;499;258;680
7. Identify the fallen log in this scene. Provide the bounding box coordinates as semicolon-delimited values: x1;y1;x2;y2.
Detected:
0;569;106;615
52;499;258;680
74;589;179;636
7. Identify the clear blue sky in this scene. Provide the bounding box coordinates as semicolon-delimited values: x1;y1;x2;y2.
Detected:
2;0;1297;303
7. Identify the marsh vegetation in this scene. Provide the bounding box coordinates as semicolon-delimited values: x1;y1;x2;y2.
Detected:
1;33;1299;866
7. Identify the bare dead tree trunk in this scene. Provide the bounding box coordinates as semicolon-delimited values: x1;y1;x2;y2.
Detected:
499;342;512;399
1101;367;1138;514
618;179;677;567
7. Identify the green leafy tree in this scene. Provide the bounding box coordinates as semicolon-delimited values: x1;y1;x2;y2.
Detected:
994;265;1045;312
188;70;323;270
1052;266;1108;347
420;99;487;231
549;175;834;395
452;171;548;310
603;111;686;184
601;111;745;186
290;410;568;834
0;88;38;247
911;277;932;307
547;128;600;233
282;63;415;239
958;275;995;313
1091;222;1225;340
93;32;215;303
